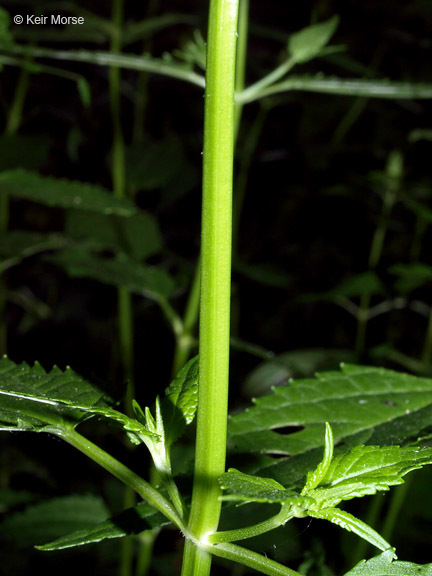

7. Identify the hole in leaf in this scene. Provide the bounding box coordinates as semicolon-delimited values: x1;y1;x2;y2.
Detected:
271;425;305;436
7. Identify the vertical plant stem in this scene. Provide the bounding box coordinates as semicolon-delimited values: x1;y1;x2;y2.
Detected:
355;150;402;356
108;0;134;408
108;3;136;575
172;0;248;377
172;261;201;376
233;0;249;139
181;1;239;575
0;64;31;356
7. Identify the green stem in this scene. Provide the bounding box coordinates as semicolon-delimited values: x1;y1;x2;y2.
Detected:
233;0;249;138
182;1;239;575
205;542;302;576
0;60;31;356
3;45;206;89
355;150;402;356
209;508;293;544
381;475;413;542
238;57;295;104
171;262;201;376
135;529;160;576
172;0;249;378
60;428;184;531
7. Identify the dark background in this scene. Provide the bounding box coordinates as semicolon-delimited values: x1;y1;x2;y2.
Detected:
1;0;432;574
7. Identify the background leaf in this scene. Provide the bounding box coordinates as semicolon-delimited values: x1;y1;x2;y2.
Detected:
47;249;175;300
64;210;162;261
0;495;109;548
288;16;340;64
0;169;136;216
37;499;169;551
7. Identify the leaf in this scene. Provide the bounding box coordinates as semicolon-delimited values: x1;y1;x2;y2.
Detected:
302;272;385;303
228;364;432;487
219;468;290;504
37;500;169;551
288;16;339;64
344;550;432;576
389;262;432;293
313;444;432;508
124;136;186;192
172;29;206;70
47;249;175;300
162;356;199;446
310;508;393;556
242;349;355;398
0;495;109;547
0;169;136;216
0;357;156;443
0;357;110;432
65;210;162;261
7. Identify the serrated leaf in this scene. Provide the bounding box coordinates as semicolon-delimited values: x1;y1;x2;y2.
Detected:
37;499;169;551
229;364;432;458
288;16;339;64
0;357;110;432
242;349;355;398
0;169;136;216
0;357;156;443
345;550;432;576
0;495;109;547
313;444;432;508
65;210;162;261
47;249;174;300
162;356;199;446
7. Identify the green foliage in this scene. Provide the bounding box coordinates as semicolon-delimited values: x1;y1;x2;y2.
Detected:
162;355;199;446
37;500;169;551
344;550;432;576
288;16;340;64
46;249;174;300
0;169;136;215
2;2;432;575
1;495;109;547
65;210;162;261
228;364;432;459
0;357;110;432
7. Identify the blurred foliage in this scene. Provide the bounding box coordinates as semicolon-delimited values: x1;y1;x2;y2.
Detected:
1;0;432;574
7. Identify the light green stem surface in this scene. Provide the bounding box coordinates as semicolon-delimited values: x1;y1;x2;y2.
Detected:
182;1;239;575
61;428;183;531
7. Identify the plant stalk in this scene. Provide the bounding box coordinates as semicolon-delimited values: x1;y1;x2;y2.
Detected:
61;428;184;531
0;62;31;356
181;1;239;574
